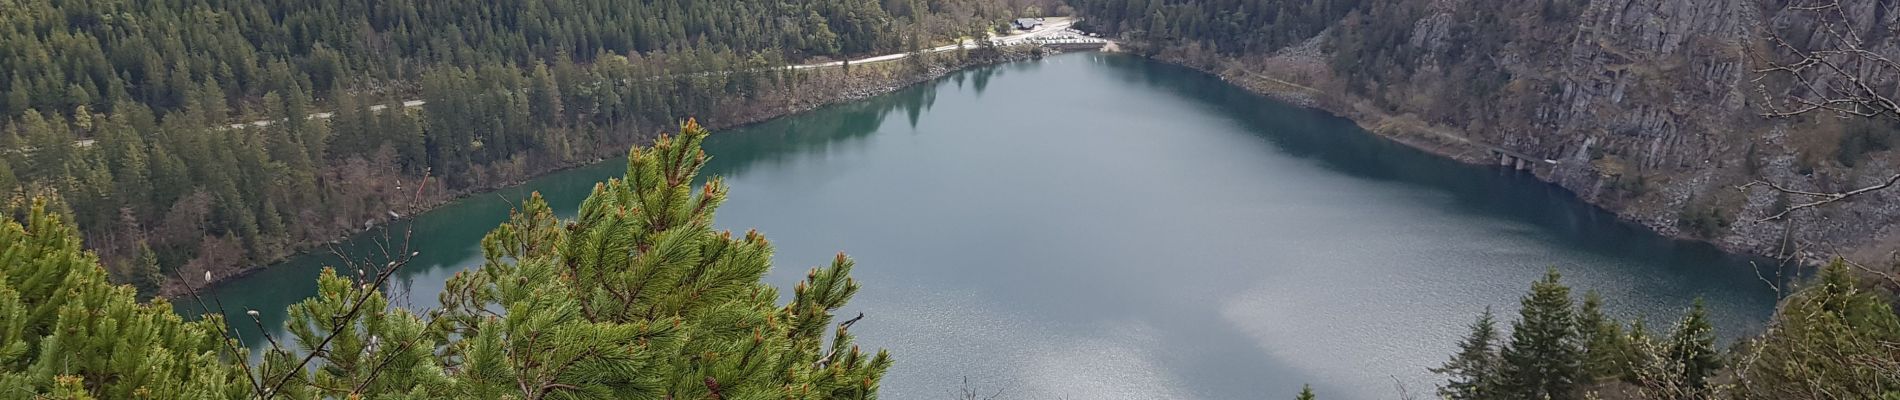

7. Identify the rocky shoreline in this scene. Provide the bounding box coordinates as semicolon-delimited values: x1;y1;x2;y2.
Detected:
175;48;1042;295
1137;48;1825;269
1075;0;1900;274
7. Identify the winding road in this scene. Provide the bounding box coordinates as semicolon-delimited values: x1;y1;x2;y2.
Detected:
216;19;1083;132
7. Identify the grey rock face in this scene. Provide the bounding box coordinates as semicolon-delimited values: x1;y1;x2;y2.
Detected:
1386;0;1900;261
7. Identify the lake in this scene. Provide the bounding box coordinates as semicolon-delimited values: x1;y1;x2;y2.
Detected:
196;53;1779;398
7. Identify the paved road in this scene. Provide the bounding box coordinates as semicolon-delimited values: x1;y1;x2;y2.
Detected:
215;19;1082;132
792;19;1077;69
217;100;427;131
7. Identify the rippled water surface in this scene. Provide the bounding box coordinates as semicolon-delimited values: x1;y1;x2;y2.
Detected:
203;53;1778;398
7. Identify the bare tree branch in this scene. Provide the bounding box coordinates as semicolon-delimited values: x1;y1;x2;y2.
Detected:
1739;173;1900;221
1757;0;1900;122
256;169;434;398
262;257;410;397
1841;257;1900;290
175;270;268;398
952;376;1007;400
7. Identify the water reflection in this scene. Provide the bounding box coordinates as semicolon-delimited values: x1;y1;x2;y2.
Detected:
190;58;978;353
196;53;1779;399
1101;55;1789;294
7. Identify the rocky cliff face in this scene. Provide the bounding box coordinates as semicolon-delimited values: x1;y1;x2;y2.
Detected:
1145;0;1900;264
1486;0;1770;247
1523;0;1898;263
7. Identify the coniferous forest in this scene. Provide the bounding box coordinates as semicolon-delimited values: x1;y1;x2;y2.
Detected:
0;0;1076;396
4;0;1899;398
0;122;895;398
0;0;1049;295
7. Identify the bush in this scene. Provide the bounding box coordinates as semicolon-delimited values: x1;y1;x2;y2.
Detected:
1677;199;1731;238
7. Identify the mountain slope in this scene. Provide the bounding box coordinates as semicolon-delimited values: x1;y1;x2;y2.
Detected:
1076;0;1900;264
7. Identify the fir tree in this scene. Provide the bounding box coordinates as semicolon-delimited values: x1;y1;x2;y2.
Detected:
1577;290;1632;382
1496;268;1582;400
1665;298;1721;391
1432;307;1500;400
1295;383;1316;400
528;63;564;128
129;242;164;300
0;162;16;195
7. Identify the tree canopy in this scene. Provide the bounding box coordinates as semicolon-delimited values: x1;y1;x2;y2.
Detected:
1437;262;1900;399
0;122;891;399
0;0;1026;296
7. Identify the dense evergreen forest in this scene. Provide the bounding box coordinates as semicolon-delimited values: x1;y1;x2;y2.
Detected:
0;123;898;398
0;0;1057;295
1;0;1025;118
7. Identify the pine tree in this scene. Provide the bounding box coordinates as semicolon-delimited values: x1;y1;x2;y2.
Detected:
0;161;16;195
1577;290;1631;381
1665;298;1720;391
131;242;164;300
1432;307;1500;400
1295;383;1316;400
19;110;74;182
420;120;891;398
0;197;247;398
528;62;564;128
4;73;28;117
1496;268;1582;400
266;267;447;398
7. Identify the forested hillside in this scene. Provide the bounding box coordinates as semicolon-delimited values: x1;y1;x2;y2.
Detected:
0;122;897;399
0;0;1017;118
1072;0;1900;267
0;0;1055;294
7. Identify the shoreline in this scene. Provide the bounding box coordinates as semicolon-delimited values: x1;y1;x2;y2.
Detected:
175;49;1043;295
190;45;1774;296
1136;51;1801;270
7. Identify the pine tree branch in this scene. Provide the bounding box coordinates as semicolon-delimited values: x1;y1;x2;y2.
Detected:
839;312;865;331
813;312;867;370
262;258;407;398
245;310;287;355
538;383;581;393
349;331;430;395
1841;258;1900;290
174;270;268;398
251;169;435;398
